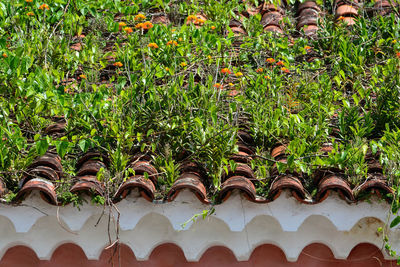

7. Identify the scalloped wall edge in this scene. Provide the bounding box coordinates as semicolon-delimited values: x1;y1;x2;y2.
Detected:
0;190;398;261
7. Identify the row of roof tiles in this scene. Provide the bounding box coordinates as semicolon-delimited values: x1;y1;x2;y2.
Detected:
223;0;394;37
0;126;392;206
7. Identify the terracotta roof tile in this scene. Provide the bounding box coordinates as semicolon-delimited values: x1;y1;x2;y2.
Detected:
316;174;354;202
70;175;104;196
269;175;307;202
114;175;156;202
16;177;58;205
167;172;210;204
219;176;258;203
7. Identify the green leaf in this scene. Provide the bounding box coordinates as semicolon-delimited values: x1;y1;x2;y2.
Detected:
56;141;69;158
390;216;400;228
36;139;49;156
78;139;90;153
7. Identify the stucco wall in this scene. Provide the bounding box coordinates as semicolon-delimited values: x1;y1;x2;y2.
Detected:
0;243;395;267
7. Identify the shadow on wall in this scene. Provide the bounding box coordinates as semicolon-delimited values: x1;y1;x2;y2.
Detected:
0;242;395;267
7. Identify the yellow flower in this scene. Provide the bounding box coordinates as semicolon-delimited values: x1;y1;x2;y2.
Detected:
79;74;87;79
392;40;397;44
38;3;49;10
119;22;127;28
178;38;183;42
171;29;176;32
229;83;234;87
235;72;243;77
187;15;197;22
135;14;146;21
195;18;205;25
124;27;133;34
148;42;159;49
207;55;212;59
221;68;232;74
165;67;169;71
211;26;216;30
264;75;271;80
135;23;143;29
113;62;123;67
142;21;153;30
180;62;187;67
27;11;35;16
266;58;275;64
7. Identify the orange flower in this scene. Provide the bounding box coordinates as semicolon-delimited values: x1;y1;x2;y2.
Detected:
276;61;284;66
26;0;33;2
180;62;187;67
256;68;263;73
166;40;178;46
195;18;205;25
304;45;312;51
113;62;123;67
2;53;7;58
148;43;159;49
281;67;290;73
396;52;400;58
165;67;170;71
38;3;49;10
235;72;243;77
135;23;143;29
264;75;271;80
27;11;34;16
337;16;345;21
266;58;275;64
187;15;197;22
178;38;183;42
221;68;232;74
119;22;127;28
79;74;87;79
135;14;146;21
213;83;223;89
211;26;216;30
124;27;133;34
142;21;153;30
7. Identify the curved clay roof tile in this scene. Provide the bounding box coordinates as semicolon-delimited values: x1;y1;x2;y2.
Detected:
16;178;58;205
76;160;107;177
22;166;59;187
114;175;156;202
218;176;258;203
167;173;210;204
221;163;255;182
355;176;393;199
76;152;110;169
269;175;307;202
28;153;63;177
70;175;104;196
316;174;354;202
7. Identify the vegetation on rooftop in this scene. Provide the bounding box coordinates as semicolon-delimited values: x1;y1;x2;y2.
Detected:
0;0;400;200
